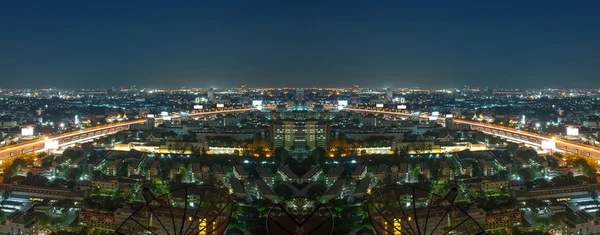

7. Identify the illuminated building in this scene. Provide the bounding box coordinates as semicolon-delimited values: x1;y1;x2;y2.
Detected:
256;166;274;184
212;165;225;182
207;88;214;101
270;119;330;150
353;178;371;199
323;179;346;202
375;164;388;181
485;209;521;232
229;178;246;199
108;159;123;176
254;179;277;202
300;166;322;183
352;165;367;181
92;179;119;193
115;206;224;235
233;165;248;181
295;88;305;102
325;166;344;185
278;166;300;183
80;209;115;232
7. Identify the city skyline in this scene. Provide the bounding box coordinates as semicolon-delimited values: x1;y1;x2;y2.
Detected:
1;82;600;234
2;1;600;88
3;2;600;234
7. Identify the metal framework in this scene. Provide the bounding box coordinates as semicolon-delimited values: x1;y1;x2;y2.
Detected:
266;196;334;235
368;186;485;235
115;185;233;235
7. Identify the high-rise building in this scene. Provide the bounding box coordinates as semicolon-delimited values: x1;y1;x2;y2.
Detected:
147;118;155;130
207;88;214;101
270;119;330;149
296;88;305;102
445;118;454;130
386;88;393;101
222;116;240;127
362;115;379;127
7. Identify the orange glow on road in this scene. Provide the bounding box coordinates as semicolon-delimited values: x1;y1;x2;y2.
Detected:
347;107;600;156
0;108;254;157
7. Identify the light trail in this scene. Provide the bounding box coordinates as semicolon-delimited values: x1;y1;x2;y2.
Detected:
0;108;254;157
347;107;600;157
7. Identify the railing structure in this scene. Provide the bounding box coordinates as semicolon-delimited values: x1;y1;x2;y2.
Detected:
0;108;255;159
115;186;233;235
368;186;485;235
115;186;484;235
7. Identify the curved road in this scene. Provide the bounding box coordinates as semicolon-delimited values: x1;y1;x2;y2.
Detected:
345;107;600;158
0;108;255;158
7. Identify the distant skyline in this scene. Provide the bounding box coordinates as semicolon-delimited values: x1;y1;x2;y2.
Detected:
2;1;600;88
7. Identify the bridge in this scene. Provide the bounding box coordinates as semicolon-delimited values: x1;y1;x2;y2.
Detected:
0;107;255;159
344;107;435;120
456;119;600;158
344;107;600;159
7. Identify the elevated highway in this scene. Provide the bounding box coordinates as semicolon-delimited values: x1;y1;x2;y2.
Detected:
455;119;600;158
0;108;254;158
345;107;600;158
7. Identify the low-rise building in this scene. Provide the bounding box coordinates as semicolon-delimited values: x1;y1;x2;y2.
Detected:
108;159;123;176
326;166;344;185
563;211;600;235
0;211;37;235
279;166;300;183
300;166;321;184
375;164;388;181
515;184;600;201
229;178;246;199
79;208;115;232
256;166;274;184
70;156;85;168
169;162;180;180
440;161;450;177
75;180;92;191
515;157;530;168
482;179;508;193
27;166;43;176
485;209;521;232
92;179;119;193
234;165;248;181
354;178;371;199
149;161;160;178
0;184;84;201
213;164;225;182
467;141;487;151
352;165;367;181
477;158;492;176
190;163;201;182
398;163;410;181
421;162;431;180
323;179;346;202
508;180;525;191
254;179;277;202
557;165;581;176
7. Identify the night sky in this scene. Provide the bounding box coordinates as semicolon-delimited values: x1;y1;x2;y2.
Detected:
1;1;600;88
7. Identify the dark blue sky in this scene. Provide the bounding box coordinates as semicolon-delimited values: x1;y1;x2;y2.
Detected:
1;1;599;88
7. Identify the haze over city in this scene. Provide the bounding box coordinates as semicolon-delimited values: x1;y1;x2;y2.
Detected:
2;1;600;235
2;1;600;88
